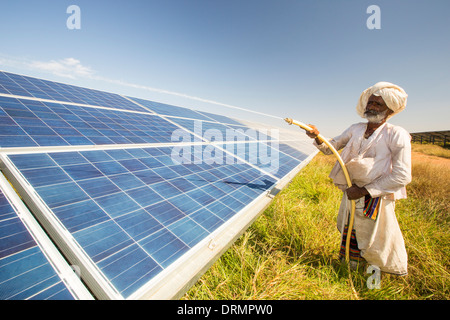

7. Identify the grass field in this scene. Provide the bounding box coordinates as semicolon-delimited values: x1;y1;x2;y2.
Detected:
184;143;450;300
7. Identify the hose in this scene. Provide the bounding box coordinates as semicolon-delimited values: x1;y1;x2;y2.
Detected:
284;118;359;299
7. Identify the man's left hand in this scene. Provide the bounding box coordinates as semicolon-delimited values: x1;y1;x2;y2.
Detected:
346;185;369;200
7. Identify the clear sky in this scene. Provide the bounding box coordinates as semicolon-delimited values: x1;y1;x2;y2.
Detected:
0;0;448;137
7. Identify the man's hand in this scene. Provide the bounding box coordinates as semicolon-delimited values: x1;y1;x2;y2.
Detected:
305;124;319;138
346;185;369;200
305;124;322;145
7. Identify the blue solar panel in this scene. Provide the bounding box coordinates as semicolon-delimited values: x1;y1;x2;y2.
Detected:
195;110;245;126
128;97;212;121
0;71;317;299
0;183;78;300
0;71;147;112
6;145;276;298
0;96;190;148
168;117;259;144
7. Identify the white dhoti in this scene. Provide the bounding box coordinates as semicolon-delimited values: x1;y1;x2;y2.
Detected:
337;194;408;275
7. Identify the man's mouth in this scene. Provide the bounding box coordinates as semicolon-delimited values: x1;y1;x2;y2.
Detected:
363;109;388;123
364;109;379;116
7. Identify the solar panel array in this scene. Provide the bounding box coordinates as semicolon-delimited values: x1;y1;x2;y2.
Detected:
0;70;317;300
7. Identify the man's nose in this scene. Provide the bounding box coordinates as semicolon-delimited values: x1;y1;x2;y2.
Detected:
366;102;378;110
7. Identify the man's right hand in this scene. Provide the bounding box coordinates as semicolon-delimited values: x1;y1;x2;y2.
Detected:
305;124;320;138
305;124;323;145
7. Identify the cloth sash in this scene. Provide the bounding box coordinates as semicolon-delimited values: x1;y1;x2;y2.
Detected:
363;195;381;221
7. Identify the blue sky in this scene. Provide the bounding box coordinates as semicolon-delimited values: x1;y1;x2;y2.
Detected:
0;0;448;137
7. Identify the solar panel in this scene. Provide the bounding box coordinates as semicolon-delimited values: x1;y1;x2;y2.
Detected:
0;71;146;112
0;96;187;148
0;172;93;300
0;70;317;299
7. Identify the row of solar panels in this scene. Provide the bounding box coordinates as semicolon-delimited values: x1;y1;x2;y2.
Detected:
0;71;317;299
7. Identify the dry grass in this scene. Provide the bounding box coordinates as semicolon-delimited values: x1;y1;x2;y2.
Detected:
411;143;450;159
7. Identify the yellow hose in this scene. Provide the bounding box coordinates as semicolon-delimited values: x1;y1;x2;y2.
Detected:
284;118;359;298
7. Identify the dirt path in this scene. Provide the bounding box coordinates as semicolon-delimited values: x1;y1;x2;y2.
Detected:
411;151;450;170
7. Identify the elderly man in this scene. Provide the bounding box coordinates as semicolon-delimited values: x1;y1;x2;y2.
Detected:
306;82;411;275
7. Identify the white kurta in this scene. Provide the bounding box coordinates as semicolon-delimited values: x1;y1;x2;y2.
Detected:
314;122;412;275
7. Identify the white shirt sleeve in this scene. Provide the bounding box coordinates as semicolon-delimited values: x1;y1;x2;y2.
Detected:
313;124;357;154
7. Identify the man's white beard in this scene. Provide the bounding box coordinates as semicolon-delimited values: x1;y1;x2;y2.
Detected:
363;109;388;123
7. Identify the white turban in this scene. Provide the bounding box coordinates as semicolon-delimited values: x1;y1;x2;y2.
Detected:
356;82;408;119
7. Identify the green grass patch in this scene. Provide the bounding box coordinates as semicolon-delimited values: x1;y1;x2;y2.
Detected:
184;147;450;300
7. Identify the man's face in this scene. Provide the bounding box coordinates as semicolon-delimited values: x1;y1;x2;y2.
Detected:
364;95;392;123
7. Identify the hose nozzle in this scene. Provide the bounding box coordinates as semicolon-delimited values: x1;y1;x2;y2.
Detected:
284;118;293;125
